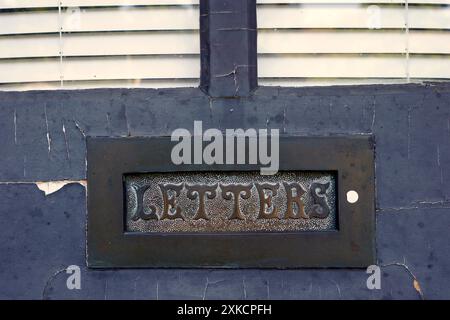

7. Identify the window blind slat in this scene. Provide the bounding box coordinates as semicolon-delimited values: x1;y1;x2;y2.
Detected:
0;1;448;89
0;35;59;59
410;31;450;54
0;79;198;91
0;11;58;35
259;55;450;79
258;1;450;84
0;59;60;83
0;32;200;59
258;4;450;30
0;7;199;35
0;56;199;83
259;55;407;78
409;6;450;30
258;5;407;29
258;30;450;54
258;30;407;54
410;55;450;78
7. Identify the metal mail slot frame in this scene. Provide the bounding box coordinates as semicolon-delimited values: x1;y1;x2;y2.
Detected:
87;136;375;268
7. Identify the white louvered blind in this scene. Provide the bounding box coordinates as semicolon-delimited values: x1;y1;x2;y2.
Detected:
1;1;449;90
257;0;450;86
0;0;200;90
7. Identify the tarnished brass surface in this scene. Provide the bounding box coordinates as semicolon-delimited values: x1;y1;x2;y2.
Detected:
125;171;336;233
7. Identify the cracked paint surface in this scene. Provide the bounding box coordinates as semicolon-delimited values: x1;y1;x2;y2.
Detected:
200;1;257;98
0;182;445;299
0;84;448;210
0;83;449;299
0;183;448;299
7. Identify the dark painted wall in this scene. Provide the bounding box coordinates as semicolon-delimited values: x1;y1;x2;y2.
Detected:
1;83;449;299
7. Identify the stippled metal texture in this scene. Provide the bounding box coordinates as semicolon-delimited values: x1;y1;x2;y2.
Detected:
125;171;336;233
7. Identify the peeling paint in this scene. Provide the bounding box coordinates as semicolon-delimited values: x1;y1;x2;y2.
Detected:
413;279;423;298
13;108;17;145
62;121;70;160
44;104;51;156
0;77;449;298
36;180;86;196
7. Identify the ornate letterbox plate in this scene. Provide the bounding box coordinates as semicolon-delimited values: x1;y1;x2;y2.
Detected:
125;171;337;233
87;136;375;268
